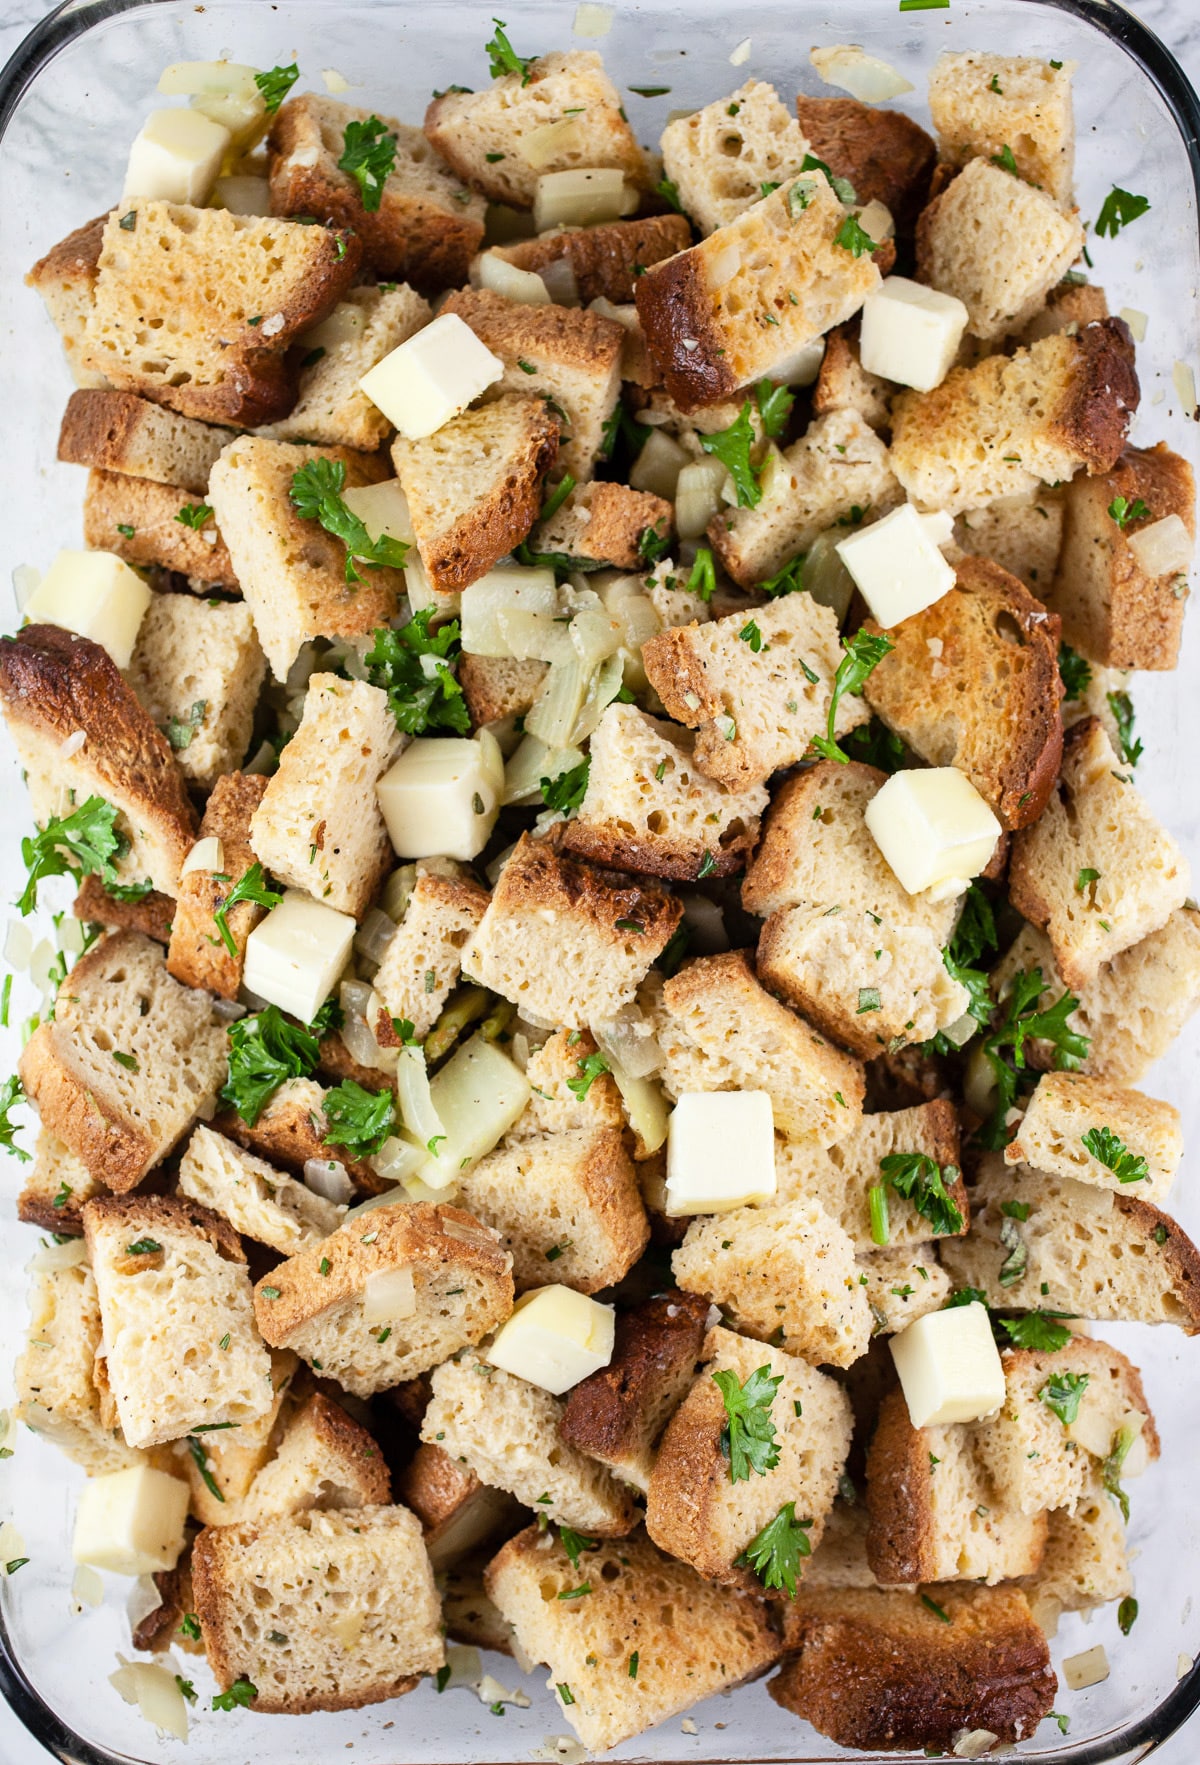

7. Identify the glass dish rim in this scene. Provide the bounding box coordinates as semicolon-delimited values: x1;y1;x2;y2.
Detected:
1;0;1199;1760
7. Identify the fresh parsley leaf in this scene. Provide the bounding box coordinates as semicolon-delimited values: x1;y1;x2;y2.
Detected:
365;612;470;736
254;62;300;113
998;1311;1075;1351
809;631;894;764
946;1287;989;1310
637;519;671;565
0;1075;30;1164
1095;185;1151;239
1081;1124;1149;1185
687;547;717;602
541;758;590;816
920;1593;952;1622
179;1612;202;1641
1058;642;1092;700
175;1676;197;1705
1076;866;1101;895
598;401;652;466
739;619;764;653
949;884;999;969
755;379;793;440
696;849;717;879
655;176;684;213
1101;1421;1139;1520
165;698;207;751
990;143;1019;174
175;501;213;530
220;1006;321;1126
540;471;576;525
212;1677;258;1712
800;152;856;206
485;18;536;84
978;968;1089;1150
758;553;806;598
337;115;398;210
1109;494;1151;530
289;457;409;582
558;1526;594;1573
699;401;761;508
998;1214;1028;1286
840;717;909;772
311;996;344;1038
567;1050;610;1100
1039;1370;1089;1426
213;862;282;959
880;1152;963;1235
1107;688;1143;766
712;1363;782;1482
833;213;876;256
1118;1594;1138;1635
323;1079;396;1156
125;1237;161;1255
19;796;136;916
735;1501;811;1597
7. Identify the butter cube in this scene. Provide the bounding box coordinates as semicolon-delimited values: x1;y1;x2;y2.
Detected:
864;768;1001;900
24;548;152;670
72;1465;190;1577
377;735;502;861
835;503;957;628
341;478;415;546
122;107;232;206
485;1285;616;1394
243;889;356;1024
359;312;503;440
859;275;969;393
664;1092;776;1216
890;1302;1005;1428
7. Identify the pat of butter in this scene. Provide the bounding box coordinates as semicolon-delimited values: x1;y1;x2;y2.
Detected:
889;1302;1006;1428
342;478;415;546
664;1091;776;1216
859;275;969;393
835;502;957;629
377;734;502;861
359;312;502;440
533;167;638;231
122;107;232;206
460;565;560;657
864;767;1001;899
486;1285;616;1394
243;889;356;1025
24;548;151;670
72;1465;190;1577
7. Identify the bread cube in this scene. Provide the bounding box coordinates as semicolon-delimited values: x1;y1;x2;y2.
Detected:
507;1028;626;1139
1005;1070;1181;1203
262;284;433;450
660;79;812;235
928;51;1076;207
26;212;109;387
178;1348;299;1524
82;469;239;587
532;478;672;568
794;95;937;236
489;213;691;303
811;322;893;430
238;1391;391;1528
56;387;230;493
167;771;270;1000
953;486;1064;593
396;1441;522;1570
178;1123;343;1254
16;1130;102;1236
216;1075;378;1193
1024;1477;1132;1635
371;867;490;1044
13;1252;140;1474
128;593;266;792
856;1247;953;1333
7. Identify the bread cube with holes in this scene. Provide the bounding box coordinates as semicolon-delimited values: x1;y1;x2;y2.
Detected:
507;1028;626;1139
1024;1476;1133;1635
371;866;490;1045
167;771;269;1000
236;1391;392;1529
252;1202;513;1396
531;479;672;569
179;1349;299;1525
953;486;1065;593
646;1326;852;1587
856;1248;953;1334
660;79;812;235
26;211;110;388
127;593;266;793
82;1194;273;1449
81;469;239;587
56;387;230;492
262;284;433;450
927;51;1077;207
177;1124;344;1254
1004;1070;1181;1202
15;1130;102;1236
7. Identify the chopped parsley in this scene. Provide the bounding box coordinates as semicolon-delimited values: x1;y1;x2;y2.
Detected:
186;1435;224;1504
179;1613;202;1641
567;1050;610;1100
220;1005;321;1126
755;378;794;439
713;1363;782;1482
165;698;207;751
881;1152;964;1235
810;631;894;764
687;546;717;602
990;143;1019;175
323;1079;396;1156
254;63;300;113
1081;1124;1149;1185
486;18;536;84
18;796;148;916
337;115;398;210
557;1581;592;1600
212;862;282;958
1118;1595;1138;1635
998;1311;1075;1351
1095;185;1151;239
0;1075;30;1164
833;213;877;257
1039;1370;1089;1426
1058;642;1092;699
977;967;1089;1150
1107;688;1143;766
739;619;764;653
655;176;684;213
175;501;213;530
1102;1421;1139;1520
1076;866;1101;895
1109;494;1151;530
212;1677;257;1712
920;1594;952;1623
290;457;409;583
758;552;806;598
800;152;856;206
699;401;761;508
541;758;590;816
125;1238;161;1255
365;611;470;736
735;1501;812;1597
637;519;671;565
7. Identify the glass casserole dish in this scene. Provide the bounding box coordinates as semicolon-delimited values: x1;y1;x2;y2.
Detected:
0;0;1199;1758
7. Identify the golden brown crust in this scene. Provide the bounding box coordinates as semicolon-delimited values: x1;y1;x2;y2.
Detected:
1052;316;1140;474
795;97;937;236
644;1372;761;1589
863;555;1064;830
166;772;269;999
769;1582;1057;1751
74;874;175;943
396;1441;481;1532
559;1290;710;1472
639;621;720;723
560;814;756;882
1115;1193;1200;1330
56;388;230;487
315;1030;394;1090
83;469;238;588
496;829;684;953
83;1190;246;1266
632;248;741;410
551;481;673;570
27;213;108;291
493;214;693;304
213;1091;382;1196
811;321;893;430
130;1557;204;1655
442;287;626;381
1013;278;1110;343
458;653;548;728
300;1391;393;1505
863;1387;939;1585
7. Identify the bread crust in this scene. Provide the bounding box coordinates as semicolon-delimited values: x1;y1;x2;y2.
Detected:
794;96;937;236
493;214;692;303
57;388;231;493
1054;315;1140;472
27;212;107;291
83;469;238;588
83;1190;246;1266
633;245;740;408
166;771;269;999
559;1290;710;1479
214;1080;382;1196
458;653;548;727
74;874;175;943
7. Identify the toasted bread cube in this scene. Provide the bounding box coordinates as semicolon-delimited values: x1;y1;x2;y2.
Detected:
20;932;226;1193
81;202;359;425
863;556;1064;830
646;1325;851;1585
857;1248;953;1333
560;702;767;881
127;593;265;792
757;904;970;1059
81;468;239;587
507;1028;626;1140
421;1350;637;1534
1024;1476;1132;1635
915;159;1083;341
707;409;901;590
673;1196;869;1369
441;288;622;484
371;867;490;1044
216;1074;379;1192
865;1387;1048;1585
463;833;681;1028
770;1582;1055;1752
396;1442;521;1570
56;387;230;492
939;1157;1200;1328
660;79;811;236
16;1130;102;1236
13;1250;141;1474
249;673;400;918
1044;442;1195;669
268;95;485;291
489;214;692;303
928;51;1076;207
423;50;648;209
179;1348;299;1524
193;1504;442;1713
460;1126;648;1294
889;319;1138;516
1009;717;1189;988
74;874;175;945
811;321;893;430
0;625;197;898
1015;277;1110;344
953;486;1064;593
237;1391;391;1528
83;1194;272;1449
974;1336;1158;1518
1006;1071;1180;1205
653;949;865;1144
458;652;548;727
26;212;109;387
207;435;399;679
262;284;433;450
558;1290;710;1492
441;1552;516;1652
635;174;880;412
642;594;870;790
794;96;937;236
989;909;1200;1084
392;392;561;594
532;479;672;568
178;1124;343;1253
166;772;267;999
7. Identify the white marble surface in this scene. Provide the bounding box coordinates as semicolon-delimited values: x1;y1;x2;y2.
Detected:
0;0;1199;1762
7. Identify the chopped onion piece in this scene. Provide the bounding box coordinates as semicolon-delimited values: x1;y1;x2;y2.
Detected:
109;1655;189;1742
730;37;751;66
572;2;613;36
345;1187;411;1223
443;1642;484;1688
518;115;588;172
802;530;858;624
527;655;590;747
1119;305;1148;342
810;44;914;102
707;239;742;288
61;729;87;759
592;1005;663;1079
30;938;59;999
213;174;271;215
611;1061;669;1153
371;1135;425;1186
182;835;223;878
440;1216;501;1249
355;907;398;966
12;564;41;612
0;1521;26;1568
615;593;661;653
5;920;32;972
396;1045;446;1149
570;607;623;668
1174;359;1197;417
304;1157;355;1204
72;1564;104;1611
500;607;573;664
856;198;895;242
951;1734;999;1762
340;1007;392;1072
363;1264;416;1325
630;429;690;500
1063;1645;1109;1690
126;1574;163;1631
531;1739;589;1765
1127;513;1193;577
382;864;419;924
571;652;624;744
477;251;551;304
159;58;259;100
322;67;350;93
675;458;729;539
534;167;636;231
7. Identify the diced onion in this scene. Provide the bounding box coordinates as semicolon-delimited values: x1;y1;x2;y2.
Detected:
340;978;375;1021
212;174;271;215
802;531;857;624
477;251;551;304
592;1005;663;1079
440;1216;500;1248
500;607;573;664
570;607;623;668
856;198;894;242
1174;359;1197;417
345;1187;411;1223
109;1656;189;1742
322;67;350;93
303;302;366;352
534;167;636;231
61;729;87;759
615;593;661;652
1063;1645;1109;1690
770;337;826;387
518;115;588;172
382;865;419;924
340;1007;394;1073
355;907;398;966
363;1264;416;1325
443;1642;484;1688
1127;513;1193;577
396;1045;446;1148
810;44;914;102
212;996;247;1022
527;655;590;747
675;458;728;539
707;239;742;288
1119;305;1148;342
304;1157;355;1204
158;58;260;100
539;257;580;305
58;916;86;956
571;652;624;744
71;1564;104;1611
951;1734;999;1762
126;1575;163;1631
630;430;690;500
730;36;751;66
610;1061;669;1153
5;920;33;972
181;836;223;878
572;2;613;36
371;1135;426;1186
680;891;729;952
30;938;59;999
939;1011;978;1050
